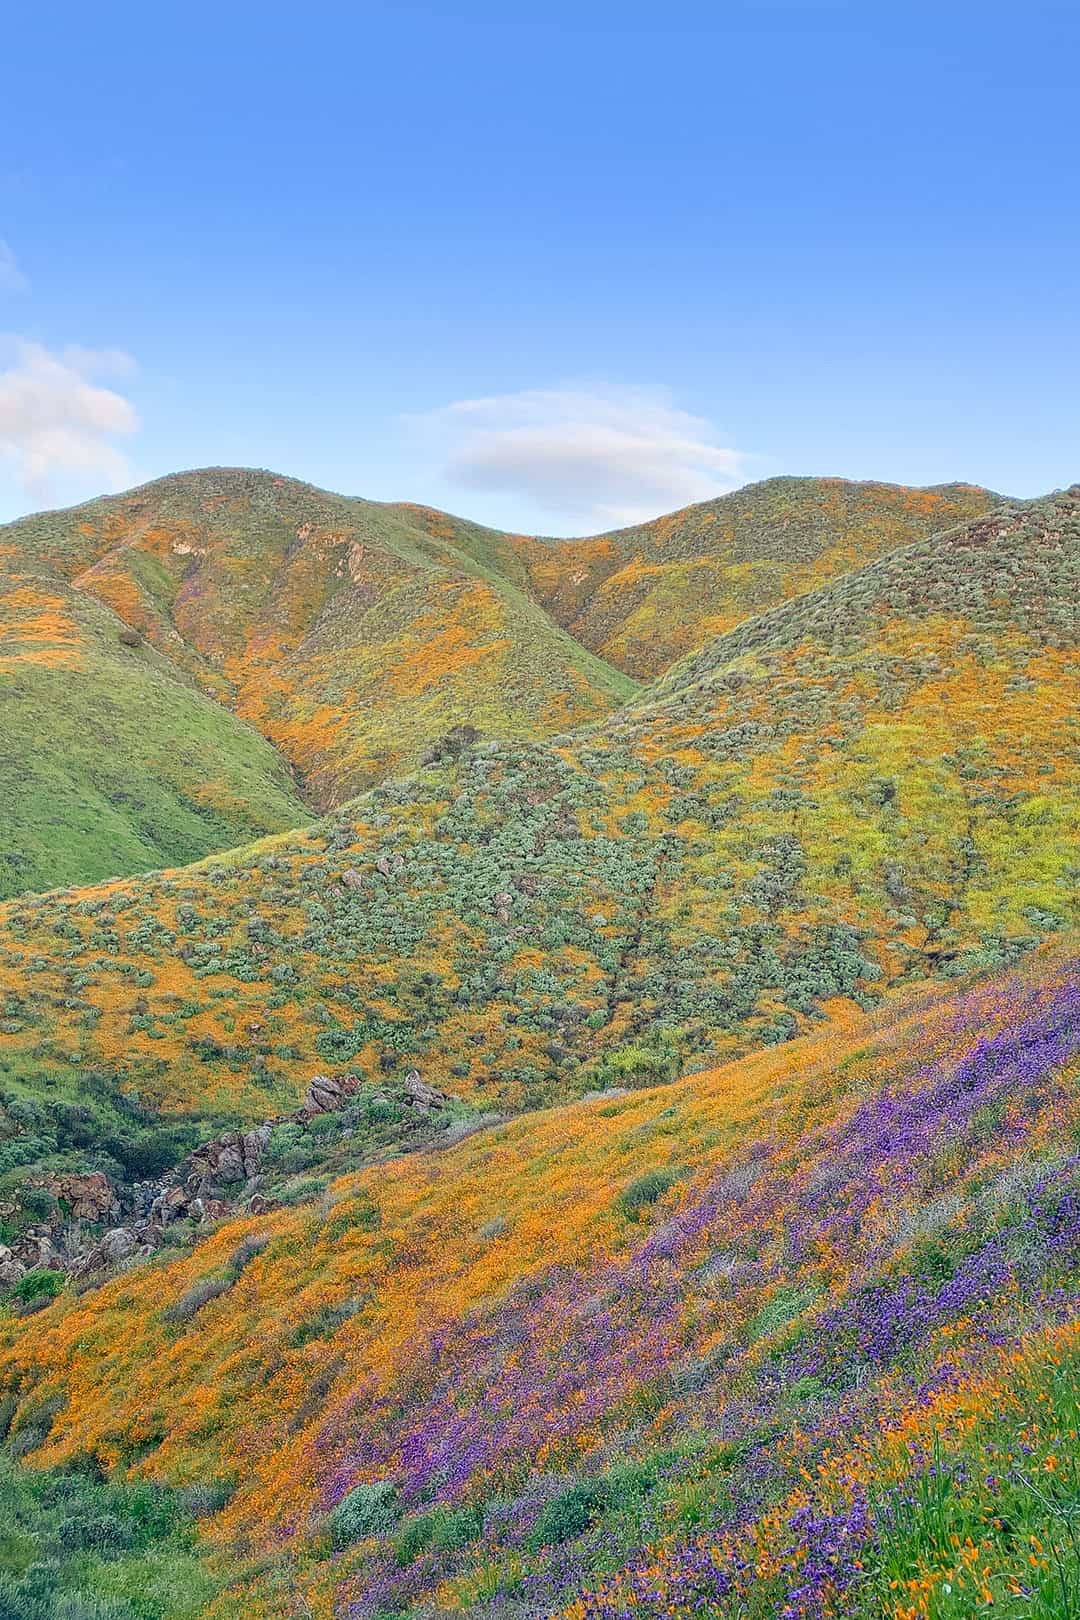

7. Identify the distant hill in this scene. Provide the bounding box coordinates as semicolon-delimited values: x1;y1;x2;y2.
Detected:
0;468;636;892
499;475;1004;677
0;469;998;900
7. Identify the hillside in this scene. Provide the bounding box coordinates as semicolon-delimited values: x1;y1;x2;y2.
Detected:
0;471;1002;899
0;469;636;891
0;489;1073;1160
499;476;1003;678
0;478;1076;1619
0;569;311;898
0;944;1077;1619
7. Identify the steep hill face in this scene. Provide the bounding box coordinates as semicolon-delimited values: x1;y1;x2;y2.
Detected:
1;469;635;808
0;569;310;898
0;946;1077;1620
0;490;1073;1145
500;476;1003;677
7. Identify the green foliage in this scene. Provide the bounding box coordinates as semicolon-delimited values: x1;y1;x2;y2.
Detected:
329;1480;402;1545
618;1168;678;1219
11;1270;63;1305
393;1504;483;1565
0;575;310;900
0;1456;220;1619
528;1481;608;1549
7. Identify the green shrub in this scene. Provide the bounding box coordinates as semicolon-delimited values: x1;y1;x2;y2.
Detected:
329;1479;401;1545
617;1168;678;1220
392;1502;483;1565
12;1269;64;1305
19;1188;60;1222
528;1481;606;1548
587;1038;680;1092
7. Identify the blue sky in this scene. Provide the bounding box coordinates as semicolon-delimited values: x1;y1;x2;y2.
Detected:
2;0;1078;533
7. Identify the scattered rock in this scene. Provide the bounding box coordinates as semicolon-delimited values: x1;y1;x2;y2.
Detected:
296;1072;361;1122
39;1171;119;1223
13;1233;62;1270
401;1070;445;1112
246;1193;280;1216
0;1245;26;1287
100;1227;138;1264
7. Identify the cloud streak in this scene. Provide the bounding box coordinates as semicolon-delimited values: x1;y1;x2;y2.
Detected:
0;340;139;499
0;242;27;292
411;383;747;533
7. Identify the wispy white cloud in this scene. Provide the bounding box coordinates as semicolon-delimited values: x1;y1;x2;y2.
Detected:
410;383;748;533
0;241;27;292
0;339;139;499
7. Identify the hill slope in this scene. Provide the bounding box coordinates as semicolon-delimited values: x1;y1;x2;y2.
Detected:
0;489;1073;1140
3;467;637;803
494;476;1003;678
0;471;1003;899
0;569;311;898
0;944;1077;1619
0;484;1076;1618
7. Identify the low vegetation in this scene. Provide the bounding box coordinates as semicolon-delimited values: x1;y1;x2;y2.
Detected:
0;470;1075;1619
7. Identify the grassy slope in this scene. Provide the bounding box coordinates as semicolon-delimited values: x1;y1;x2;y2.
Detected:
1;469;636;817
0;491;1074;1132
0;570;310;900
0;470;1001;900
0;944;1077;1619
490;476;1004;678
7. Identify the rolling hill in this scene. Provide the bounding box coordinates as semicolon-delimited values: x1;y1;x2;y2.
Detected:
494;476;1003;678
0;470;1002;898
0;489;1073;1138
2;468;639;799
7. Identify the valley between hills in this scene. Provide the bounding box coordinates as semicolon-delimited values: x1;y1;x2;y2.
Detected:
0;469;1077;1620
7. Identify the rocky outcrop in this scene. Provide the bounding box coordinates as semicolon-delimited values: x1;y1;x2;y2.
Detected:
3;1067;450;1288
296;1073;360;1122
184;1124;273;1192
0;1245;26;1287
402;1070;445;1112
11;1231;62;1270
37;1171;120;1222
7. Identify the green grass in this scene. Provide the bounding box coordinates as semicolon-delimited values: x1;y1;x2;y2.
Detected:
0;1455;223;1619
0;575;310;899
